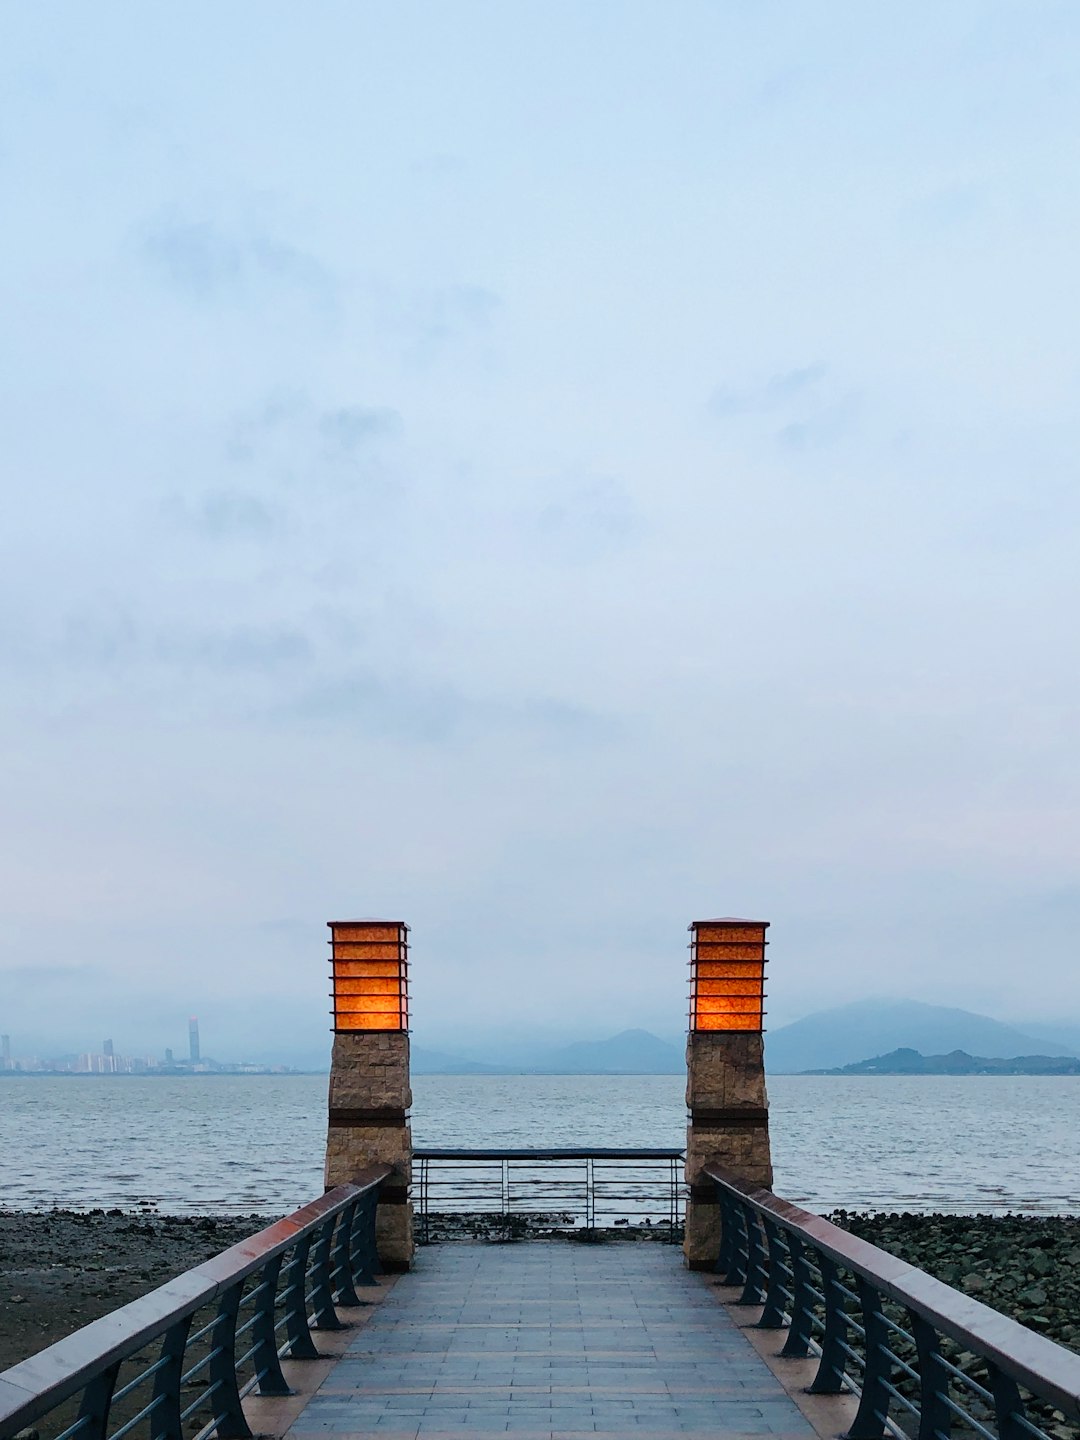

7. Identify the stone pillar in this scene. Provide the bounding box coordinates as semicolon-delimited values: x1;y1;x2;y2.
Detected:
324;920;414;1271
683;918;773;1270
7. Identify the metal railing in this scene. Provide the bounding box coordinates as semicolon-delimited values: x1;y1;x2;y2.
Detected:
706;1164;1080;1440
0;1166;390;1440
413;1148;684;1240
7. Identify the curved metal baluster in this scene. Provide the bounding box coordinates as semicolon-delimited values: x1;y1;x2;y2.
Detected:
848;1277;891;1438
757;1214;789;1330
309;1215;344;1331
987;1362;1029;1440
780;1230;814;1358
908;1309;952;1440
282;1233;320;1359
251;1254;291;1396
738;1204;768;1306
330;1201;361;1307
207;1280;253;1438
149;1314;191;1440
809;1254;848;1394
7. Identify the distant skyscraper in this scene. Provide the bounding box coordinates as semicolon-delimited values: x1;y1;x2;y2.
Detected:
103;1039;114;1058
165;1047;174;1064
1;1035;9;1069
189;1017;200;1063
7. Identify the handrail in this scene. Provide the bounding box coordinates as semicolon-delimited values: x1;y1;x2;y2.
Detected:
705;1163;1080;1438
414;1148;684;1159
0;1165;391;1440
414;1149;685;1237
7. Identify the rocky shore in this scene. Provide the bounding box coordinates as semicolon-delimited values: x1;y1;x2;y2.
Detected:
829;1210;1080;1353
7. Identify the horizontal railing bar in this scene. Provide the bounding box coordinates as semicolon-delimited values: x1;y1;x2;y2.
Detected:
0;1166;390;1436
414;1148;685;1159
705;1163;1080;1420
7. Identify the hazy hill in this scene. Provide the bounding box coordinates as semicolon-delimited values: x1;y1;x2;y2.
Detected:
411;1047;510;1076
811;1047;1080;1076
527;1029;683;1074
412;1029;683;1075
765;1000;1077;1073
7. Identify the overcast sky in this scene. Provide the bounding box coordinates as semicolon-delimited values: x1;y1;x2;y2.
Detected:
3;3;1080;1062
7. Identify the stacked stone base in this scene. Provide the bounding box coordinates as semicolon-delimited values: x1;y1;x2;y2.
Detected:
683;1031;772;1270
324;1031;414;1271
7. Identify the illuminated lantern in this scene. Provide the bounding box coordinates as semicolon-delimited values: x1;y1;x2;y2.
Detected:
328;920;409;1032
688;918;768;1032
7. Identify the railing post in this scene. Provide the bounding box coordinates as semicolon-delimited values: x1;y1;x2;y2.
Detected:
75;1360;121;1440
738;1202;769;1306
251;1254;292;1395
349;1191;379;1288
723;1197;749;1288
151;1315;191;1440
282;1233;320;1359
330;1200;362;1308
716;1186;737;1276
779;1231;814;1358
909;1310;952;1440
988;1362;1029;1440
309;1214;344;1331
206;1282;253;1439
757;1214;789;1329
808;1255;848;1394
848;1277;892;1438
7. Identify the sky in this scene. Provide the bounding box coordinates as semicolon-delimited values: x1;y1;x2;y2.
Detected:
3;2;1080;1064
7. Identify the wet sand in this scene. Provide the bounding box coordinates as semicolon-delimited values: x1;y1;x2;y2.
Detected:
0;1210;265;1373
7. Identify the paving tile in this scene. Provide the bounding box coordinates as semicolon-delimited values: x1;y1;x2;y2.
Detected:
282;1245;816;1439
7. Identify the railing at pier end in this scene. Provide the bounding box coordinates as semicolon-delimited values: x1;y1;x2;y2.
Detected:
0;1167;390;1440
706;1164;1080;1440
413;1147;685;1240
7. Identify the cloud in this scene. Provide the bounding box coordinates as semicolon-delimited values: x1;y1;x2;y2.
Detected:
527;476;641;563
276;670;617;747
225;393;403;473
709;364;828;418
319;405;403;455
140;215;336;310
165;488;281;539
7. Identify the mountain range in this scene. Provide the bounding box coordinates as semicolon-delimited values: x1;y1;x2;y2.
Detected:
411;1000;1079;1075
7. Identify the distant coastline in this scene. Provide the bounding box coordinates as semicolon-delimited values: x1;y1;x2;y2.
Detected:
804;1047;1080;1076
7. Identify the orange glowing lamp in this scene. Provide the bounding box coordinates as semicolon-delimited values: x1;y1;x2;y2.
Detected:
329;920;409;1032
689;918;768;1032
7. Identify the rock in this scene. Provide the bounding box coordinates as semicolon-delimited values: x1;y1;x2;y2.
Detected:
1018;1287;1048;1307
961;1273;985;1293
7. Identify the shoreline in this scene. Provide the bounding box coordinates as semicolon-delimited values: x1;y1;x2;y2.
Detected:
3;1209;1080;1376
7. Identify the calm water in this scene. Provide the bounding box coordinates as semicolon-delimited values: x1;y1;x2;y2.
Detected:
2;1073;1079;1216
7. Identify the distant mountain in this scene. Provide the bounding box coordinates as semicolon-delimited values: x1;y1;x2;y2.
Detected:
765;1000;1078;1074
810;1047;1080;1076
411;1046;510;1076
1014;1021;1080;1052
527;1029;683;1075
411;1030;683;1075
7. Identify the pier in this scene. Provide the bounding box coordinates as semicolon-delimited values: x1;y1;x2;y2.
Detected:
4;917;1080;1440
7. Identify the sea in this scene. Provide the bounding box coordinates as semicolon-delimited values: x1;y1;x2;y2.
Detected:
3;1073;1079;1217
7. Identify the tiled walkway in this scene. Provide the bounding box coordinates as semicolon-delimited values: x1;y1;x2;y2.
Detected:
285;1243;818;1439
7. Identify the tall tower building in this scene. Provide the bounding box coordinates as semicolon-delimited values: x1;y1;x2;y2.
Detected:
1;1035;10;1069
103;1039;114;1058
189;1017;200;1063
